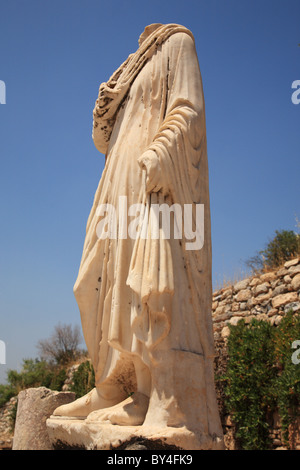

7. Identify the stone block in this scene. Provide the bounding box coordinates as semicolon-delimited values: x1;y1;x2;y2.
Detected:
12;387;75;450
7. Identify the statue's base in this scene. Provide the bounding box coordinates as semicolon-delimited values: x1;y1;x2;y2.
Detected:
46;416;224;450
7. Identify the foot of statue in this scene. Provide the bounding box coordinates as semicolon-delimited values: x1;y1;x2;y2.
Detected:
52;386;127;419
86;392;149;426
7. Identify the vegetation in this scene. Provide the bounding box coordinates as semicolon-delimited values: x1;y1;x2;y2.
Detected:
0;323;87;409
70;360;95;399
220;311;300;450
37;323;83;365
245;229;300;273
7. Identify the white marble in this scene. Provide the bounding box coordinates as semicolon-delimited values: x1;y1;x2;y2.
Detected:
52;23;224;449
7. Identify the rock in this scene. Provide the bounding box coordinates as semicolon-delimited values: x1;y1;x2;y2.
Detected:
228;316;243;326
252;291;272;305
284;302;300;313
270;315;283;326
272;285;288;297
239;302;247;311
284;258;299;268
231;302;240;312
276;267;288;277
12;387;75;450
233;279;250;292
214;305;226;316
235;289;251;302
214;312;232;323
283;275;292;284
272;292;298;309
221;326;231;339
256;313;269;322
291;273;300;291
221;288;233;300
267;308;278;317
213;294;222;302
288;264;300;277
250;277;261;287
254;282;270;296
259;272;277;282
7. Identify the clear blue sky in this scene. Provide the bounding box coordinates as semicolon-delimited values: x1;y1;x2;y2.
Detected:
0;0;299;382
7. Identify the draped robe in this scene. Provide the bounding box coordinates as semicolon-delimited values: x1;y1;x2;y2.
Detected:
73;25;215;390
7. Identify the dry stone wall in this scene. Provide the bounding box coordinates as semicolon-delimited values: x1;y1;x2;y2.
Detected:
212;257;300;342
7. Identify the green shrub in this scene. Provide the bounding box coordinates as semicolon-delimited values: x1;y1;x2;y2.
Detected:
223;319;276;449
245;229;300;272
221;311;300;450
274;312;300;445
70;361;95;399
0;384;17;408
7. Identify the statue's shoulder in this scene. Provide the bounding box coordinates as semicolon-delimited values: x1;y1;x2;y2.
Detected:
165;29;196;52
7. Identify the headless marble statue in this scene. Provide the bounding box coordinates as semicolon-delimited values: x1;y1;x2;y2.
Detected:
54;23;224;448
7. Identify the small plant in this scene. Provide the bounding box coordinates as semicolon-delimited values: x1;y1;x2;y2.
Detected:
70;361;95;399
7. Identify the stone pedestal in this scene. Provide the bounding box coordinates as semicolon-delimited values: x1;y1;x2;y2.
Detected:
46;417;224;450
12;387;75;450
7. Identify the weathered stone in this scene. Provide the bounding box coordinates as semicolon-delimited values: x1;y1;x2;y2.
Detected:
256;313;268;322
244;315;255;324
221;288;233;300
227;316;243;326
221;326;230;339
284;302;300;313
270;315;283;326
231;301;240;312
46;418;224;450
212;301;218;310
283;275;292;284
272;292;298;309
259;272;277;282
213;294;222;302
267;308;278;317
276;267;288;277
235;288;251;302
252;291;272;305
288;264;300;277
291;273;300;291
272;284;288;297
239;302;247;311
254;282;270;296
214;312;232;323
233;279;250;292
250;277;261;287
214;305;226;316
12;387;75;450
284;258;299;268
